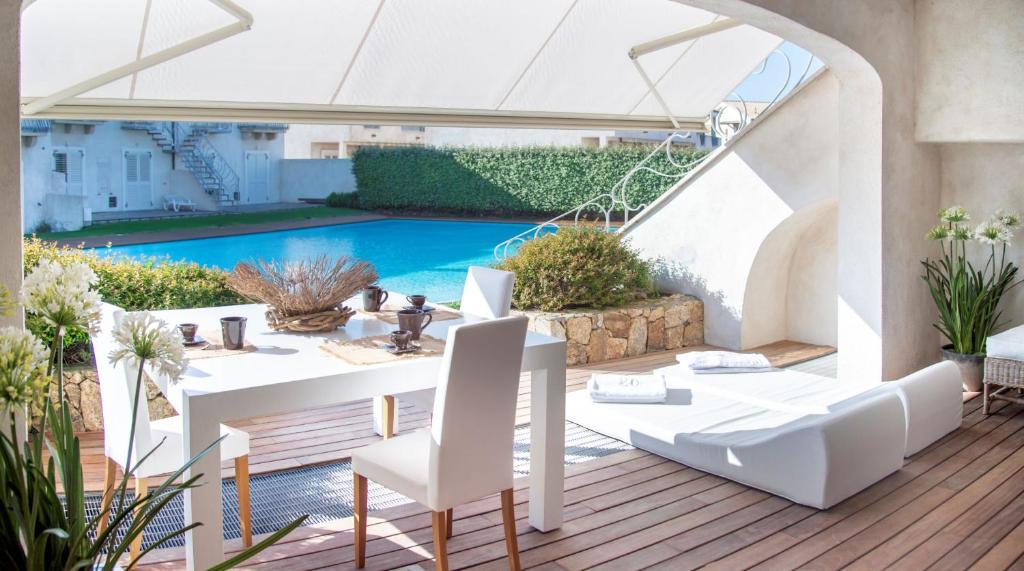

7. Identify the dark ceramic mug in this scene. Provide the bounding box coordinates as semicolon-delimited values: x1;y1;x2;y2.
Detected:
362;285;389;312
177;323;198;343
220;316;247;350
397;309;432;341
406;294;427;309
390;329;413;351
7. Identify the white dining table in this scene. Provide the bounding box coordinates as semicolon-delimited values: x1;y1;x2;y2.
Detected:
147;301;566;571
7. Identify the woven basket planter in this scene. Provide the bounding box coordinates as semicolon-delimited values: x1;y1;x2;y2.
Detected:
265;306;355;333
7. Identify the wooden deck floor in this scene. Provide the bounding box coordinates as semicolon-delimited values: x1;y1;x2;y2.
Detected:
130;342;1024;570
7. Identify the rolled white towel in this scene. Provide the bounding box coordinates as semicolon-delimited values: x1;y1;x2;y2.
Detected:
588;374;667;404
692;366;779;375
676;351;771;370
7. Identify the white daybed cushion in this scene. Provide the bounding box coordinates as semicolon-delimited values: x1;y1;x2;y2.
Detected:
656;362;963;457
884;361;963;456
566;375;907;509
988;325;1024;361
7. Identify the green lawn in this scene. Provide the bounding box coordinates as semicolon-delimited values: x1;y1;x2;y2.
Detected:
32;207;366;240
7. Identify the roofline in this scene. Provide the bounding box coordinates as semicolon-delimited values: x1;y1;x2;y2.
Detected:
21;98;704;131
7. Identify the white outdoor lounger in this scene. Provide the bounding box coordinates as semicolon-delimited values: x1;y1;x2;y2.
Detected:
566;361;962;509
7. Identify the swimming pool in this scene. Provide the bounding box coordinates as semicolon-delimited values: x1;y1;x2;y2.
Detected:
96;219;545;302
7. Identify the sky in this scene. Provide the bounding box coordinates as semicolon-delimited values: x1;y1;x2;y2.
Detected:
730;41;824;104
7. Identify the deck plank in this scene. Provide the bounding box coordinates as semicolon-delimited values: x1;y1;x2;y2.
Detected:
114;344;1024;571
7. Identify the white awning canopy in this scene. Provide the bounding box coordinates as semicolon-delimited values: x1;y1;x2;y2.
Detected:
20;0;782;130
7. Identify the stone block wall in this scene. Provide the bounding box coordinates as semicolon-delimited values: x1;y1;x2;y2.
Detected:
50;367;176;432
517;294;704;365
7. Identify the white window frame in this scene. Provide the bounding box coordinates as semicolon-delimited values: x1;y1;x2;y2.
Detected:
52;146;86;196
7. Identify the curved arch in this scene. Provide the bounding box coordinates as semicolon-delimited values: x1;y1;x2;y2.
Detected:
671;0;893;380
741;198;837;348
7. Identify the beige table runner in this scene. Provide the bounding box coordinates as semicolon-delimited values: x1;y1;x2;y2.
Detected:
320;333;446;366
183;330;259;360
358;304;461;325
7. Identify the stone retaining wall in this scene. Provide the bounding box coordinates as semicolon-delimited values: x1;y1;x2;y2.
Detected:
51;368;175;432
516;294;704;365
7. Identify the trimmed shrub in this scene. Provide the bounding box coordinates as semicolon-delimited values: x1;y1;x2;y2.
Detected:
326;191;360;209
23;237;244;361
496;227;656;312
352;146;707;216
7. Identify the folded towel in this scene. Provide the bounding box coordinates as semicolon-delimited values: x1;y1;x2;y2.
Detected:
692;366;779;375
588;374;667;404
676;351;771;370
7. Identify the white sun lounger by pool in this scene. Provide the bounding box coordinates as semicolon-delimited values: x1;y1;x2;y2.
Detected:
566;362;962;509
162;195;197;212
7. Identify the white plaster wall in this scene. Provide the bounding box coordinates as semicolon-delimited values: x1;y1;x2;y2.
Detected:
786;207;838;346
204;128;285;205
915;0;1024;143
1;1;20;327
279;159;356;202
20;135;52;232
622;71;839;349
284;124;352;159
939;143;1024;330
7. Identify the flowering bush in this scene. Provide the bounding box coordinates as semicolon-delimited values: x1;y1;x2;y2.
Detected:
23;237;244;363
922;206;1022;355
496;226;656;311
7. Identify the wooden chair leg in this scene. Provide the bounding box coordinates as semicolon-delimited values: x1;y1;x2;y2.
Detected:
382;395;396;439
235;455;252;547
501;489;521;571
354;473;368;569
130;476;148;561
445;507;453;538
97;456;117;535
432;510;450;571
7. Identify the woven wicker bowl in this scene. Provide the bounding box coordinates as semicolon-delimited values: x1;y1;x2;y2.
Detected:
265;306;355;333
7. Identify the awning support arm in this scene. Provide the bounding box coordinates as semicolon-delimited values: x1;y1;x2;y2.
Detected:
627;17;741;129
21;0;253;116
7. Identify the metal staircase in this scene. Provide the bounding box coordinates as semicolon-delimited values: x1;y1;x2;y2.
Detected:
121;121;240;204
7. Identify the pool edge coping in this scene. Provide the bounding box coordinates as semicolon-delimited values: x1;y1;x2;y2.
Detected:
46;214;569;249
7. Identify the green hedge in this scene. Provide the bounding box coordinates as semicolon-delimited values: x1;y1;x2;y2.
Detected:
352;146;707;216
24;237;245;363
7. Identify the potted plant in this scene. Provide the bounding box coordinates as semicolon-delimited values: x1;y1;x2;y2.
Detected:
922;207;1021;391
1;260;304;570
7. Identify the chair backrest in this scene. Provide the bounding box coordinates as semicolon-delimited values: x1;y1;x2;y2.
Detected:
93;302;155;468
459;266;515;319
428;315;529;508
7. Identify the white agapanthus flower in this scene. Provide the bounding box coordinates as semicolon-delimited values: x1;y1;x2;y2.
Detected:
949;225;974;242
994;210;1021;229
21;259;102;334
940;206;970;223
0;326;50;409
975;222;1004;245
109;312;189;383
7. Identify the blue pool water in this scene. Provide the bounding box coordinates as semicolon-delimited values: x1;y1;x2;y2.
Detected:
95;220;545;302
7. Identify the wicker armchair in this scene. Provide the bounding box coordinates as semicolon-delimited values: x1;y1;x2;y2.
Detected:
983;357;1024;414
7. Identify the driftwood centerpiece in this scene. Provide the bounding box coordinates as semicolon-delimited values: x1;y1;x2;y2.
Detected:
228;255;378;333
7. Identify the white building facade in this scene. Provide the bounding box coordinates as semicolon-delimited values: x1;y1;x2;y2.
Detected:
20;120;286;232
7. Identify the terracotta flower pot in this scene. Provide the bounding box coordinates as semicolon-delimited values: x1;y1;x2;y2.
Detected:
941;344;985;392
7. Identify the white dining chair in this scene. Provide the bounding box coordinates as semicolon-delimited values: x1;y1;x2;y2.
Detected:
92;304;253;559
353;315;529;571
381;266;517;438
459;266;515;319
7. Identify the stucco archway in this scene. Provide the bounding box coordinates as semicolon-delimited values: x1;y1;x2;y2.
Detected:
671;0;938;382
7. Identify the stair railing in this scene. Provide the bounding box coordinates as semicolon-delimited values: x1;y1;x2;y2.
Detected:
173;122;241;202
493;133;708;259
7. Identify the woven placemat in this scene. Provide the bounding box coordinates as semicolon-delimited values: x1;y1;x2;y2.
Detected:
320;334;445;366
358;304;461;325
183;330;259;360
